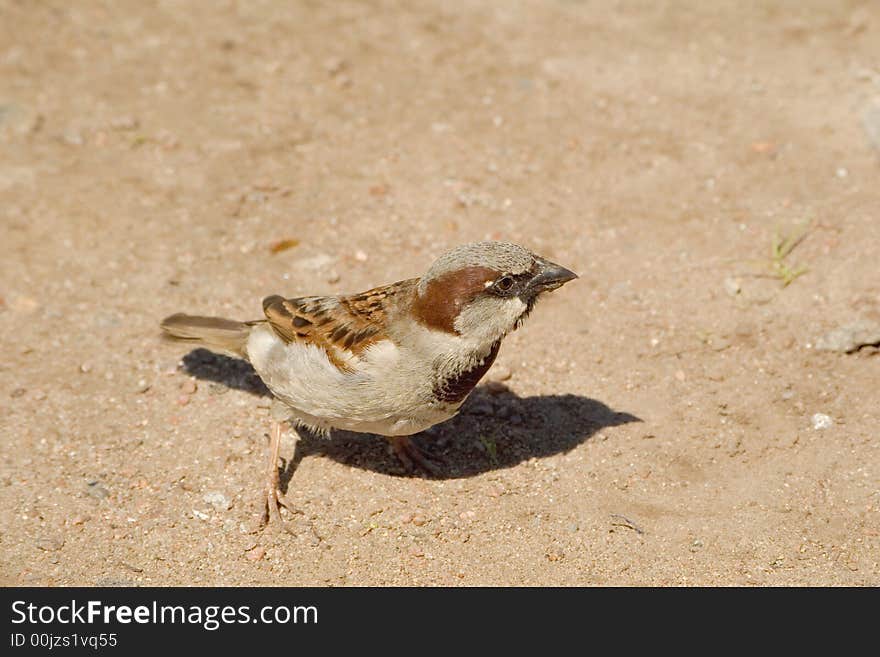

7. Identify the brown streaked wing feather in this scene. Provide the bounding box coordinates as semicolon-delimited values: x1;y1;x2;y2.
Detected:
261;279;419;367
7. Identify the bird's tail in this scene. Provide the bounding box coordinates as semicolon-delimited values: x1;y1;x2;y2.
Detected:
160;313;253;359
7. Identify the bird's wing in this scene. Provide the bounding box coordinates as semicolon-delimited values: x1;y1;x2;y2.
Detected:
261;278;419;370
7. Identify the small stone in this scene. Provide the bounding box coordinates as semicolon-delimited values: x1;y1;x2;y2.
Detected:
62;129;84;145
848;8;870;35
326;271;340;284
674;370;686;382
110;116;139;130
815;320;880;353
323;57;346;75
79;362;92;373
245;546;265;561
723;277;741;297
490;364;512;381
9;294;38;313
180;380;197;394
208;382;228;395
120;562;144;573
411;514;427;526
0;103;43;136
202;491;231;511
85;481;110;500
546;551;563;562
192;509;209;521
35;535;64;551
863;99;880;155
751;141;777;154
295;254;335;271
11;388;26;398
354;250;368;262
811;413;833;430
70;515;87;526
176;394;191;406
486;484;504;498
408;546;424;557
485;381;508;395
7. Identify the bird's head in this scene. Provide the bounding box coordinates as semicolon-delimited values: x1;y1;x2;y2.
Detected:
413;241;578;346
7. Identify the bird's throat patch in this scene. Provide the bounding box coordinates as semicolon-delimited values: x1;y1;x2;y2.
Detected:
433;341;501;403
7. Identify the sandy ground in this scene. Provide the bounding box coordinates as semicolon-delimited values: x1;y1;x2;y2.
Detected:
1;1;879;586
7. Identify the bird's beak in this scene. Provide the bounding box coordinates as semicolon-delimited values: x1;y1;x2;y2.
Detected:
527;257;579;293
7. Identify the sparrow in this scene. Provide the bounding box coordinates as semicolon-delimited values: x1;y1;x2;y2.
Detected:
161;241;577;529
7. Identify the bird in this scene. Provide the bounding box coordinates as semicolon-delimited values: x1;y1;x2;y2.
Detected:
160;241;577;529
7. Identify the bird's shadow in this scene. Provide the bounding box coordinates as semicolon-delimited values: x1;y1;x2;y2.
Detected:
182;348;272;397
181;348;641;481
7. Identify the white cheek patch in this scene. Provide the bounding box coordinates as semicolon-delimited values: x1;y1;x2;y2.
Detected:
453;296;528;345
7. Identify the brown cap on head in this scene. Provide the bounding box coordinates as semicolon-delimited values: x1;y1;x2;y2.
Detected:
419;242;535;294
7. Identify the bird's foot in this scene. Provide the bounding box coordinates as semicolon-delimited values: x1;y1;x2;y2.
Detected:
259;481;296;535
388;436;444;476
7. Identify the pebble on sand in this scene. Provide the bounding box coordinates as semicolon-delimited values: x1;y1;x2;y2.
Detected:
85;481;110;500
485;381;508;395
489;364;512;382
110;116;140;131
245;546;266;561
723;277;742;297
811;413;833;430
203;491;231;511
863;99;880;155
815;320;880;353
35;535;64;552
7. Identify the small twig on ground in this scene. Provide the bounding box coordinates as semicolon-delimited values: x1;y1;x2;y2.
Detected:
610;514;645;535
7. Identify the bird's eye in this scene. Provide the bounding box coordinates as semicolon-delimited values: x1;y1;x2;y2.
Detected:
494;276;515;292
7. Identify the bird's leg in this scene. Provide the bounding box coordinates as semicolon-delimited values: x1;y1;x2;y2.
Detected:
260;420;298;532
261;420;284;527
388;436;442;475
